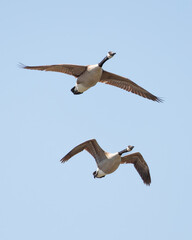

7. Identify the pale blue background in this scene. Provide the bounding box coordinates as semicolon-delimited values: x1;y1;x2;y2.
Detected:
1;0;192;239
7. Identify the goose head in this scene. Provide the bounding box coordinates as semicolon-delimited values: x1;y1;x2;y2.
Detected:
107;51;116;59
98;51;116;67
127;145;134;152
118;145;134;156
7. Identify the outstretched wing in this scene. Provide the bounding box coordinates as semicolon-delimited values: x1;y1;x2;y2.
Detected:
60;139;106;164
100;70;162;102
121;152;151;185
21;63;87;78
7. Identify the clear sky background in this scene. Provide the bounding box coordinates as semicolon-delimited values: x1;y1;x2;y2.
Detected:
1;0;192;239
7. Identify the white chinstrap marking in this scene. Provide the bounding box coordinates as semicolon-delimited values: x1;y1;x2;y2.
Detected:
107;52;113;59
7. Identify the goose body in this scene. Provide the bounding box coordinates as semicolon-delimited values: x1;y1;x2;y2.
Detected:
75;64;102;93
22;51;161;102
60;139;151;185
97;152;121;175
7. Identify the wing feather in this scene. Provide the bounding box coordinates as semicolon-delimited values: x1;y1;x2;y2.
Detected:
121;152;151;185
22;64;87;78
100;70;162;102
60;139;106;164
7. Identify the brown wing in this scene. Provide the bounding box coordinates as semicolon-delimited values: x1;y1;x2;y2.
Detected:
100;70;162;102
22;63;87;78
60;139;106;164
121;152;151;185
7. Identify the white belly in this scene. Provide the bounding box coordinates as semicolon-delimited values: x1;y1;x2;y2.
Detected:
76;64;102;92
96;168;107;178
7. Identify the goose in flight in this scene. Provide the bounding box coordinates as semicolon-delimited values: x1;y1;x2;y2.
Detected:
22;51;161;102
60;139;151;185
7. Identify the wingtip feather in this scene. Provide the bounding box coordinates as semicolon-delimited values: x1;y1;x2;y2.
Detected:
18;62;26;69
156;97;164;103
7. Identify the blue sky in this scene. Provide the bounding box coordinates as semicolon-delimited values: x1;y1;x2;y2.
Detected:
1;0;192;239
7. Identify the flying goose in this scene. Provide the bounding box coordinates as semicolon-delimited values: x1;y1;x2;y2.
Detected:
22;51;161;102
60;139;151;185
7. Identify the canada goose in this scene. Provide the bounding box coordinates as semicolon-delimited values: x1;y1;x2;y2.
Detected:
60;139;151;185
22;51;161;102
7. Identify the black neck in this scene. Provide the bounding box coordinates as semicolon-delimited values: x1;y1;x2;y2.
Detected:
118;148;128;156
98;56;109;67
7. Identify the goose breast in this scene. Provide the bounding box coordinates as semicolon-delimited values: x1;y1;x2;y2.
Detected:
77;65;102;91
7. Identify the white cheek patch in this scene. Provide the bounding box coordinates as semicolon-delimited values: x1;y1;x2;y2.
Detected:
126;146;134;152
126;146;131;152
107;53;112;59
